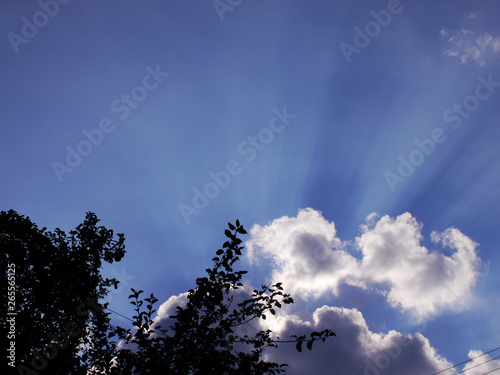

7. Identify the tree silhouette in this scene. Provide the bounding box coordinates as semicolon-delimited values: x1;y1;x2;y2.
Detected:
0;210;124;375
1;211;334;374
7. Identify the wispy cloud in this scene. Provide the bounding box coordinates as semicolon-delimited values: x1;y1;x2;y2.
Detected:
441;12;500;66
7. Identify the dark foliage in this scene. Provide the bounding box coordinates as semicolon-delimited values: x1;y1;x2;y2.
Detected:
0;210;124;374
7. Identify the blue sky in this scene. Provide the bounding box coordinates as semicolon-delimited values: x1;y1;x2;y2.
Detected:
2;0;500;373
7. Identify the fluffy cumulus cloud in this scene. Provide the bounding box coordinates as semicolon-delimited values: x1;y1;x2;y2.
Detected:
357;213;480;319
261;306;452;375
246;207;358;299
153;291;189;330
440;11;500;65
245;208;481;320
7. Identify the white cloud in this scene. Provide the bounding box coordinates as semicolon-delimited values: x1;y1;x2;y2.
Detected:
357;213;480;320
262;305;452;375
459;350;500;374
246;208;359;299
465;11;480;20
441;12;500;65
153;291;189;330
245;208;481;320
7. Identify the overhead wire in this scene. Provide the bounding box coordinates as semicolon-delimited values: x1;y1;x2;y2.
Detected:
456;354;500;374
481;366;500;375
433;346;500;375
103;306;312;344
105;307;135;323
105;307;170;338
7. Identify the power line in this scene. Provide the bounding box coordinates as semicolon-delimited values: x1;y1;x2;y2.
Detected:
481;366;500;375
104;307;319;344
105;307;170;338
106;307;135;323
457;355;500;374
433;346;500;375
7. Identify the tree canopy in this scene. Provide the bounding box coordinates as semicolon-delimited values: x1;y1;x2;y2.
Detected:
1;209;125;375
1;210;334;374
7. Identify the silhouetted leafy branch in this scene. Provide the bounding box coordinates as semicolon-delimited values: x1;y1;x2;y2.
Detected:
110;220;335;374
